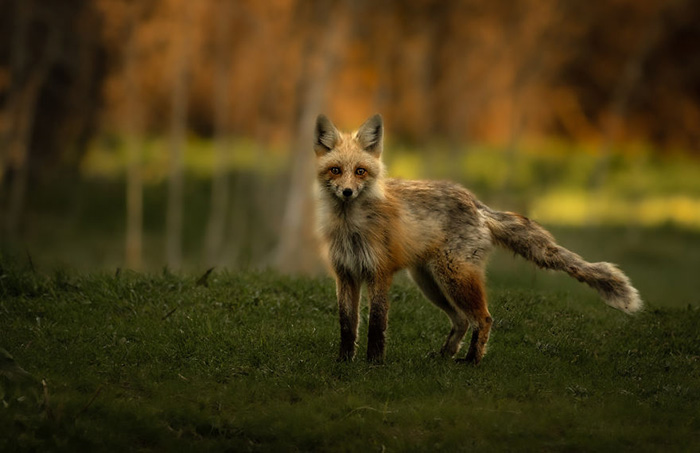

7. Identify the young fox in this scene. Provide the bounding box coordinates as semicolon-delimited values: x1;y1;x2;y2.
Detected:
314;113;642;364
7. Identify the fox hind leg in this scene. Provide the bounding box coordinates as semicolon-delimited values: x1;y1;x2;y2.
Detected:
409;265;469;358
432;256;492;365
459;312;492;364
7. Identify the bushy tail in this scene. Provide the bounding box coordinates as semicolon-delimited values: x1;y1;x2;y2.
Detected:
481;206;642;313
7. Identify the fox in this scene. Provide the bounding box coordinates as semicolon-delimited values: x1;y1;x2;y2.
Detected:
313;113;642;364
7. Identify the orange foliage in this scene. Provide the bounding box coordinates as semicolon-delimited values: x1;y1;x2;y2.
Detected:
2;0;700;162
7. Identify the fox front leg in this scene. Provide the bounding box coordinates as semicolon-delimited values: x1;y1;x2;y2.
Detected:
336;274;361;361
366;275;392;363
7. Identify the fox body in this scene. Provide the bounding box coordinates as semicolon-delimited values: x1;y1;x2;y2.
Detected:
314;114;642;364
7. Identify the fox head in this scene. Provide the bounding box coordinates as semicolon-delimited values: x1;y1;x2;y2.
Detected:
314;114;385;202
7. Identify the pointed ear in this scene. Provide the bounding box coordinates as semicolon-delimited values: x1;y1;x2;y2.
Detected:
314;114;339;156
356;114;383;156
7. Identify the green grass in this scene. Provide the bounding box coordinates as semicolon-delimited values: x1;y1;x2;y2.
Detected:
2;258;699;451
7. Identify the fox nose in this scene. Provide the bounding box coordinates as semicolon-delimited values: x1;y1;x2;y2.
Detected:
342;188;353;198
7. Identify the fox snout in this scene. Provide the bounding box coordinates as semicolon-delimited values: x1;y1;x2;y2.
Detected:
335;184;358;200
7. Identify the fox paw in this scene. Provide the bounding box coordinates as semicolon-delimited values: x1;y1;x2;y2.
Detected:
455;356;481;365
366;353;385;365
337;349;356;362
426;351;453;359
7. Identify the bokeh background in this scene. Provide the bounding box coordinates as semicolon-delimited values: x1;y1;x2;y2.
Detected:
1;0;699;277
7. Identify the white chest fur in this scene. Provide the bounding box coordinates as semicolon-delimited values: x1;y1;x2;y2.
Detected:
318;199;381;276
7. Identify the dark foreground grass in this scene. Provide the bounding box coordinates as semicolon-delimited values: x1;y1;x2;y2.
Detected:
1;261;699;452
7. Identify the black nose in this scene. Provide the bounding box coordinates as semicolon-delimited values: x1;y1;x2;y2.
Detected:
342;188;353;197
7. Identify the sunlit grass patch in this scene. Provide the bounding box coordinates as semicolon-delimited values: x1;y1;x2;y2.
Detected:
530;192;700;229
80;136;287;182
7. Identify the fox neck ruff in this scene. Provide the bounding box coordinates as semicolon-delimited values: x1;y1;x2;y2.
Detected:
317;181;395;279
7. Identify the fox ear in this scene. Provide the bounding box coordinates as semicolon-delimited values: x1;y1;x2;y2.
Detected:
356;114;383;156
314;114;339;156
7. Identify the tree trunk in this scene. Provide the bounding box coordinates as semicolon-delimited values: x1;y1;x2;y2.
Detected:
166;2;194;270
0;0;29;189
124;18;144;270
274;2;351;274
3;1;62;241
205;0;233;267
5;74;42;241
589;13;666;192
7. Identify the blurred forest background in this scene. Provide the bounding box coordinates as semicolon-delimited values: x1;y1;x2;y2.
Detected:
1;0;700;274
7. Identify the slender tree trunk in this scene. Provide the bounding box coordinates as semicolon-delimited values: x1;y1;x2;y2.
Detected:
166;2;194;270
124;19;143;270
0;0;29;189
205;0;233;267
589;14;666;192
500;94;523;206
498;7;554;209
274;2;351;274
5;74;42;240
3;1;62;241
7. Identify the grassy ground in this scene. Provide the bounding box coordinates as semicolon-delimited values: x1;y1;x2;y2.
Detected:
2;256;699;451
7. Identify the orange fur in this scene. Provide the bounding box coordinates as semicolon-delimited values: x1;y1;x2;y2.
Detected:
314;114;641;364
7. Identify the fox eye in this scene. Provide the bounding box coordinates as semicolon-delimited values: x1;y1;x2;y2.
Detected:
355;168;366;176
330;167;341;175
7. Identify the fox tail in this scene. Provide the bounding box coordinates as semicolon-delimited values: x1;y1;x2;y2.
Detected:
481;206;642;313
